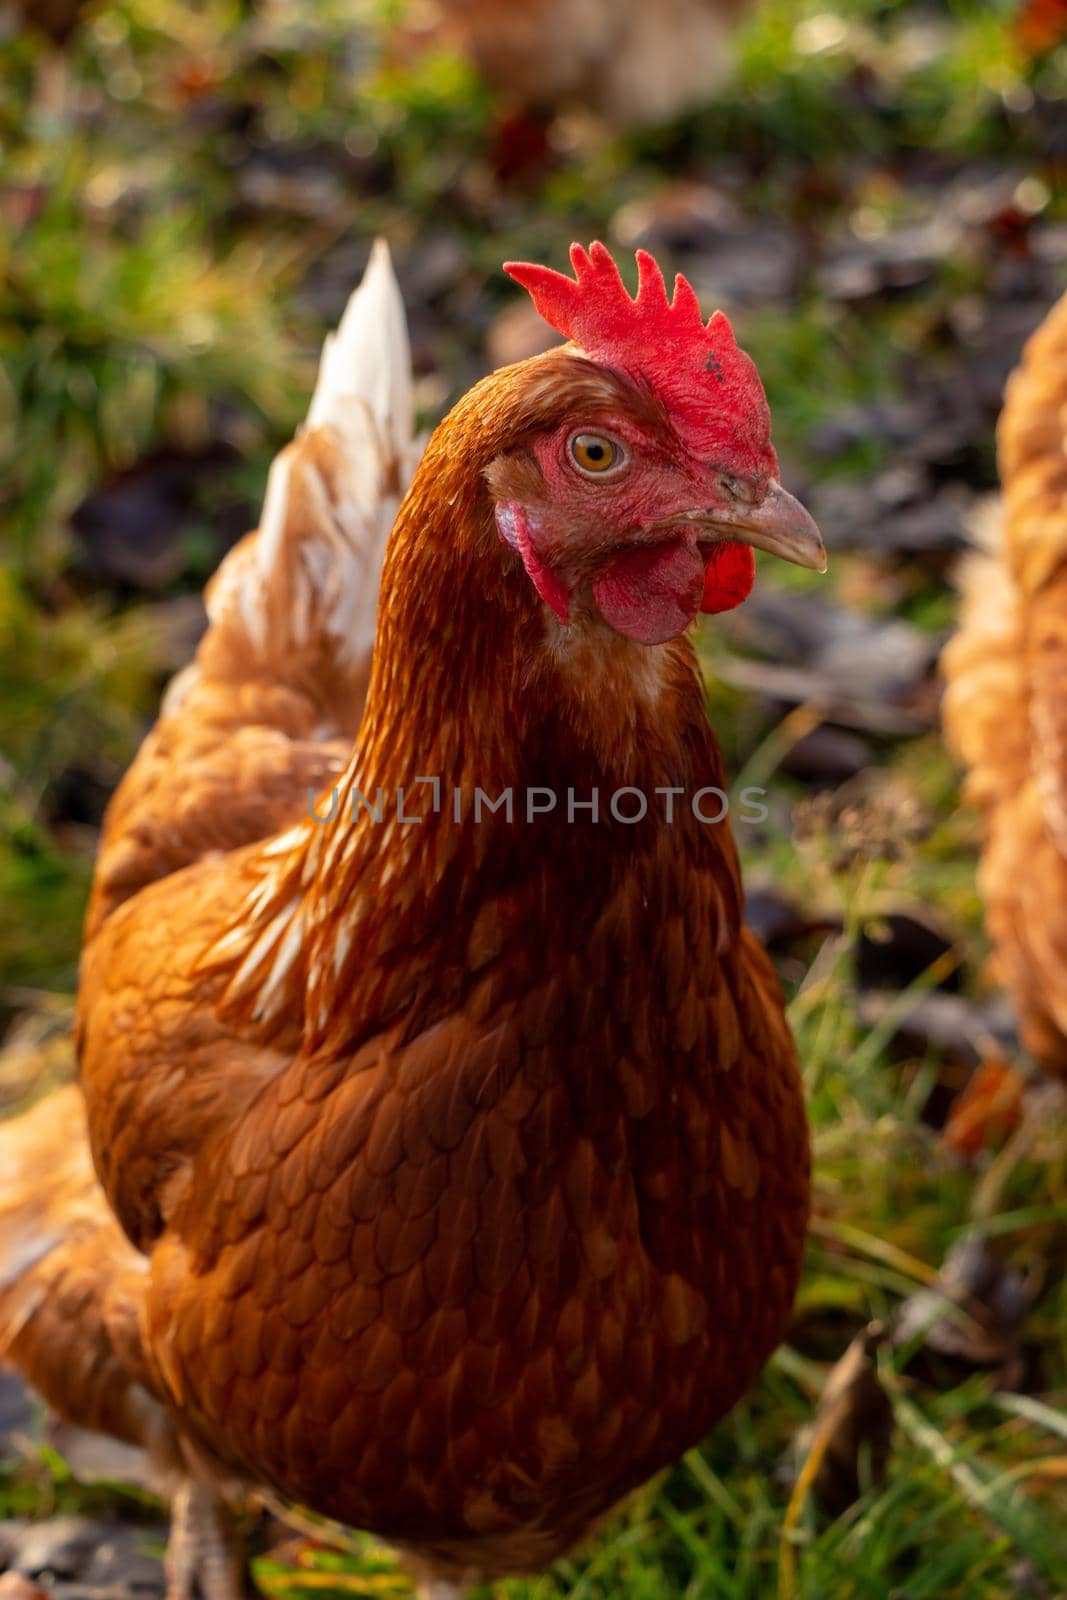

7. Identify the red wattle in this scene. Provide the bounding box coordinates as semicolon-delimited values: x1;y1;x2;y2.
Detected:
592;538;706;645
701;540;755;614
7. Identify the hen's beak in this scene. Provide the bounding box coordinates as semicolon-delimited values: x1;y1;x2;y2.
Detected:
692;481;827;573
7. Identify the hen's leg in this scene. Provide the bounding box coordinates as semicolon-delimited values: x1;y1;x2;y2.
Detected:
166;1482;250;1600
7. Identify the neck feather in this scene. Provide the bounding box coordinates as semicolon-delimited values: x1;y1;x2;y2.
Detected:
209;359;746;1049
292;364;743;1047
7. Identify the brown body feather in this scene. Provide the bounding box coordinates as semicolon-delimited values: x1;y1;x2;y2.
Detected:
3;345;808;1583
0;1089;178;1465
943;291;1067;1074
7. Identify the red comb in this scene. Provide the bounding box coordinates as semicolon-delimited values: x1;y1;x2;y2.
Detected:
504;241;777;480
505;242;707;360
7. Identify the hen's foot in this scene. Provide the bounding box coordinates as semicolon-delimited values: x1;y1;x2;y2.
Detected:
165;1482;251;1600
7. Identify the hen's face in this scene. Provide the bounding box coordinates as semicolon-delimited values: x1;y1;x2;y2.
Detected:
490;371;825;647
493;244;824;646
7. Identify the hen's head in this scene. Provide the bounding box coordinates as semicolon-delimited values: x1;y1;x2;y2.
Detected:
488;242;825;646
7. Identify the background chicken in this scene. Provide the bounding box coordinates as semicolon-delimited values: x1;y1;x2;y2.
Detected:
4;0;87;46
0;241;820;1596
942;291;1067;1078
428;0;751;131
411;0;751;184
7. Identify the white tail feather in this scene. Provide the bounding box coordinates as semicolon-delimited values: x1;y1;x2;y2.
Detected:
307;237;413;457
226;239;422;669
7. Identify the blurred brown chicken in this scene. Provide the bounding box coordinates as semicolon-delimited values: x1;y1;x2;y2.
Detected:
431;0;751;131
5;0;87;46
942;291;1067;1076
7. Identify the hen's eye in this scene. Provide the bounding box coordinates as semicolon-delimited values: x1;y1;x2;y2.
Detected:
570;433;622;476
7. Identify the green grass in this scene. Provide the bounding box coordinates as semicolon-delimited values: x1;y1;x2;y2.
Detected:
2;0;1067;1593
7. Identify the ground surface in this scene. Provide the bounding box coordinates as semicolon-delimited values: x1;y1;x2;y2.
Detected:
2;0;1067;1595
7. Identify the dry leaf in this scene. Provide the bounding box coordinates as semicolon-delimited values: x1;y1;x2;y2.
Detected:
941;1058;1026;1158
792;1321;893;1517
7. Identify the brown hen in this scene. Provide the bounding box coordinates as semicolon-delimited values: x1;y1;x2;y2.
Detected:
0;242;819;1596
431;0;751;130
943;290;1067;1076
